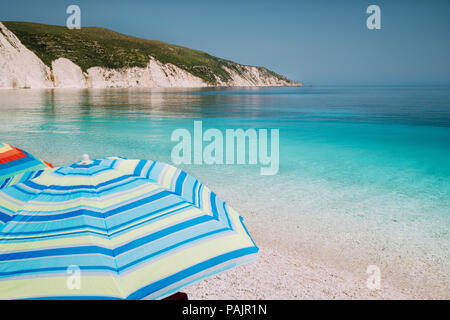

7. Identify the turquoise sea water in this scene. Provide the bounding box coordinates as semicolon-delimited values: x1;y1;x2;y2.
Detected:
0;86;449;289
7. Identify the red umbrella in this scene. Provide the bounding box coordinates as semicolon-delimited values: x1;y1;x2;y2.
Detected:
0;142;53;189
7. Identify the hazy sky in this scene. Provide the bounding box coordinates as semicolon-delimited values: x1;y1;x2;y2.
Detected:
1;0;449;85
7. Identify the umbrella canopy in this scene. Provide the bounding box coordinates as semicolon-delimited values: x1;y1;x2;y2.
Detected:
0;157;258;299
0;142;53;189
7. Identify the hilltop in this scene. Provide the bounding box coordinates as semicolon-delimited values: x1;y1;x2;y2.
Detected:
0;21;300;88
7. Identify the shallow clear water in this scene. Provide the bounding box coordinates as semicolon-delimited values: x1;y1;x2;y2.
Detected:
0;86;449;282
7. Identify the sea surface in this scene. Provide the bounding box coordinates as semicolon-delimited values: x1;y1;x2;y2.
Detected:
0;86;449;293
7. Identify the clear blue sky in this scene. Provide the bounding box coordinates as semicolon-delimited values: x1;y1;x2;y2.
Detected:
1;0;449;85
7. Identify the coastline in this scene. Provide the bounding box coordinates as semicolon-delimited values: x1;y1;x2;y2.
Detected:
1;0;449;303
0;22;301;90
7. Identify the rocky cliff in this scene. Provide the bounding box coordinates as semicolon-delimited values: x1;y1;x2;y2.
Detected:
0;22;301;89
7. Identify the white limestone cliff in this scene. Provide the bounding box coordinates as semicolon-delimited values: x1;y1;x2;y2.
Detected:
0;22;299;89
85;57;208;88
216;65;294;87
0;22;52;88
51;58;87;88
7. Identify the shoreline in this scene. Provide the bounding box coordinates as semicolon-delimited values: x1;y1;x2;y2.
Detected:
0;84;302;90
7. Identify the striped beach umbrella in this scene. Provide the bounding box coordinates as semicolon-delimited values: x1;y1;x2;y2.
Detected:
0;156;258;299
0;142;53;189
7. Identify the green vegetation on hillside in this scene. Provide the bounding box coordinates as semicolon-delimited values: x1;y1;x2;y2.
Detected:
2;21;293;85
